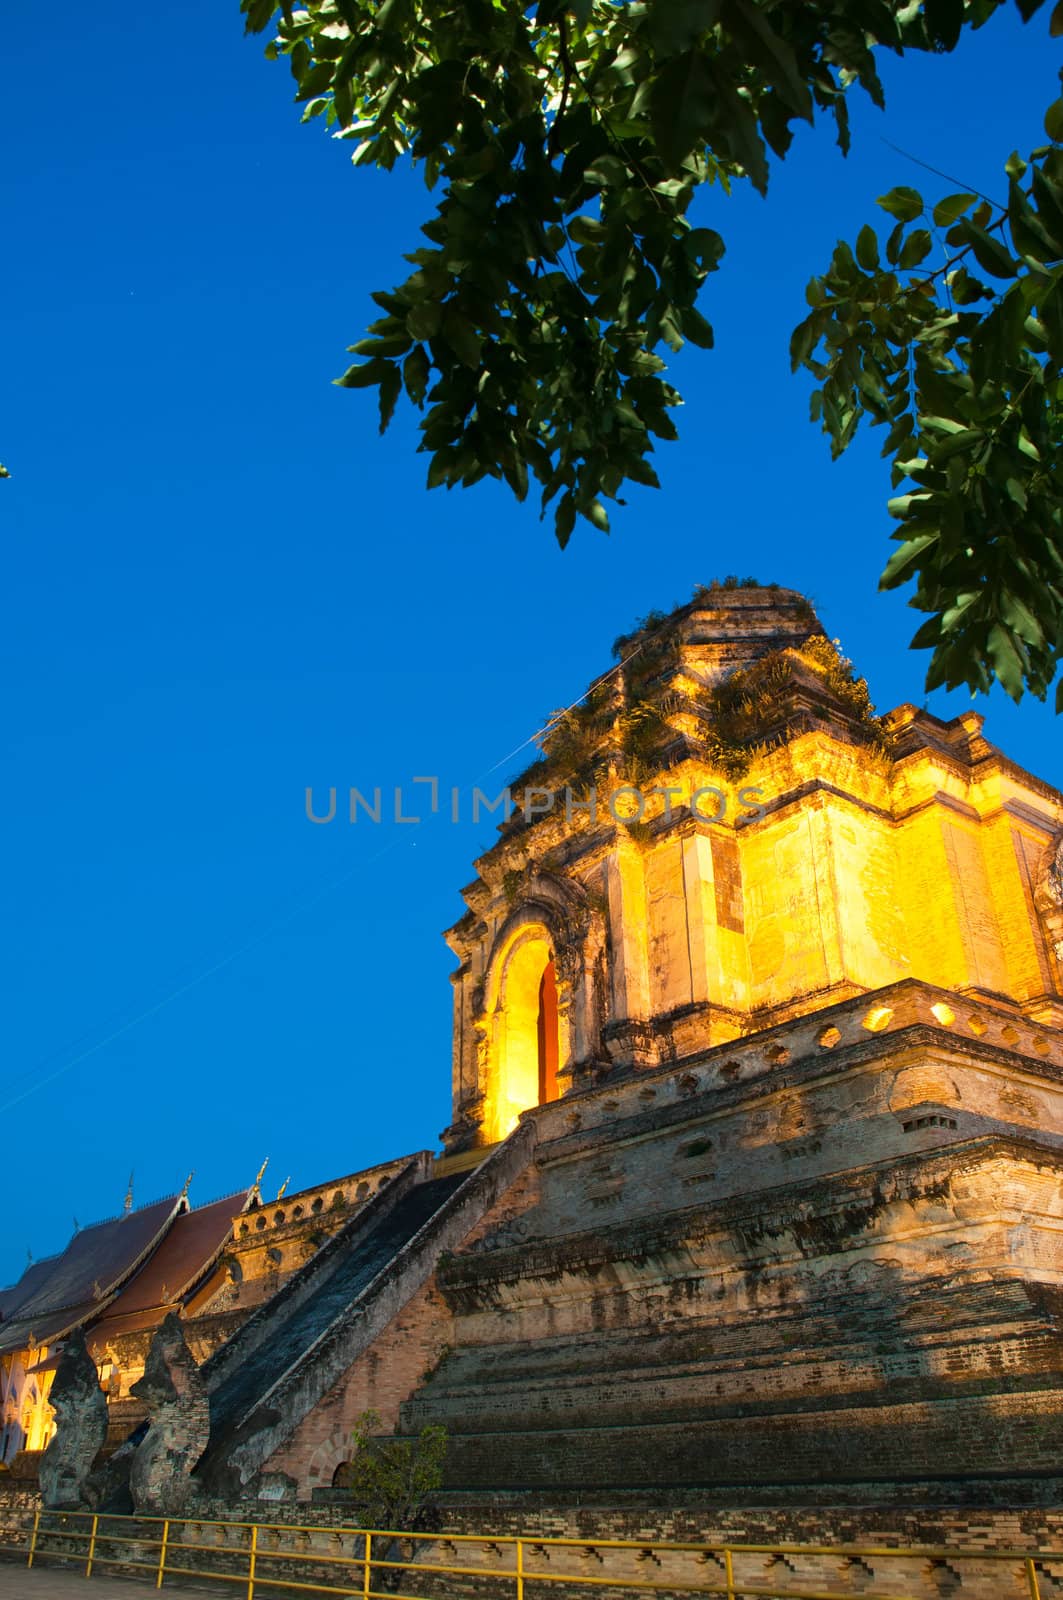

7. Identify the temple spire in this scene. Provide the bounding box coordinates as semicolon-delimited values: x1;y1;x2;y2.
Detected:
249;1157;269;1205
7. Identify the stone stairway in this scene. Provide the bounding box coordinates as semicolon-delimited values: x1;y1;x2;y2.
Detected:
192;1125;536;1495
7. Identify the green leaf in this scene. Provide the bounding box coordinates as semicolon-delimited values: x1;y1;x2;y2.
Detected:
877;186;924;222
880;533;938;587
568;215;607;246
987;622;1025;701
648;0;723;57
441;311;483;369
426;448;455;490
948;265;988;304
587;499;611;532
1013;179;1063;263
899;229;933;268
941;592;980;631
924;0;965;49
406;302;441;341
882;411;915;458
789;310;823;370
723;0;813;120
684;228;726;270
957;220;1018;279
651;50;717;173
929;426;984;461
403;345;431;406
855;224;879;270
1046;97;1063;143
378;363;402;433
585;154;628;188
680;306;715;348
1000;590;1045;647
625;456;661;489
352;330;414;357
334;357;394;389
931;192;976;228
555;492;576;549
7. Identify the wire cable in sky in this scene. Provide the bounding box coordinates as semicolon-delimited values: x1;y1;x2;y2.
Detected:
474;636;647;782
1;642;646;1115
0;837;404;1118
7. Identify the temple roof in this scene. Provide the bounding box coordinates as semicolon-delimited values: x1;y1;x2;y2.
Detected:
0;1194;183;1353
87;1190;250;1347
0;1258;59;1325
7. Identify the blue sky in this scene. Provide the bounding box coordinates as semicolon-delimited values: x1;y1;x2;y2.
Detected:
2;3;1060;1288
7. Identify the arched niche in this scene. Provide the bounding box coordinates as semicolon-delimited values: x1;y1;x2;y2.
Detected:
484;922;564;1141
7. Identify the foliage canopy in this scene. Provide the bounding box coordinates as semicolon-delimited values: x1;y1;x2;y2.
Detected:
242;0;1063;709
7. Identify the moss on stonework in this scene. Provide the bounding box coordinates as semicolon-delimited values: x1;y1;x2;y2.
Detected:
613;609;680;664
506;588;891;809
611;578;787;660
700;652;797;780
505;752;549;797
701;636;894;780
623;819;655;852
616;700;669;763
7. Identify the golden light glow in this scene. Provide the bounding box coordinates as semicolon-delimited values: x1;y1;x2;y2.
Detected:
446;595;1063;1154
1;1350;56;1461
484;927;560;1143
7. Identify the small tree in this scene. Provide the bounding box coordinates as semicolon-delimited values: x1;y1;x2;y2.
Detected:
347;1409;447;1532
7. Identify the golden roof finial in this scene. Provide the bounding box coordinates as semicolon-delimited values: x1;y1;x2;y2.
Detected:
275;1177;291;1201
124;1172;134;1214
179;1171;194;1202
249;1157;269;1202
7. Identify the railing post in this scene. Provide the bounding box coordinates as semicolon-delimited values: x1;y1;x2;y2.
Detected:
363;1531;372;1600
516;1537;524;1600
85;1513;99;1578
156;1519;170;1589
724;1547;734;1600
247;1523;258;1600
1026;1556;1042;1600
27;1508;40;1569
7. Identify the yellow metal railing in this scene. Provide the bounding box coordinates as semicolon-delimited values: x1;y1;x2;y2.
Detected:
8;1508;1063;1600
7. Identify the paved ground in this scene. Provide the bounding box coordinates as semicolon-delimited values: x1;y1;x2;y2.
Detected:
0;1565;221;1596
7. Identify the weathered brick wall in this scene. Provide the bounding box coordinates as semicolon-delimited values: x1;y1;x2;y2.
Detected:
77;1494;1063;1600
434;1394;1063;1492
432;1496;1063;1544
0;1477;40;1557
263;1277;455;1494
